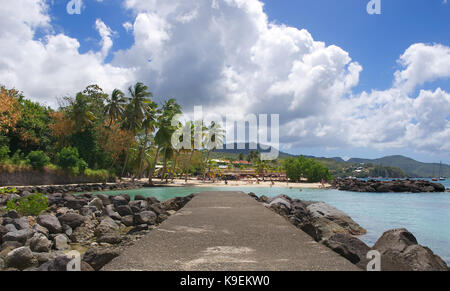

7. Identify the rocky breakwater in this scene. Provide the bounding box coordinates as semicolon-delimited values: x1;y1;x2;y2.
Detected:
0;192;195;271
331;178;446;193
249;193;448;271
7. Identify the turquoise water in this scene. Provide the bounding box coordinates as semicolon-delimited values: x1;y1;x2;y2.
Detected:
95;181;450;265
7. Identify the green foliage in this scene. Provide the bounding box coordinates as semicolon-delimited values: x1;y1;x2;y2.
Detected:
284;156;333;183
56;147;86;170
0;187;18;195
0;145;9;161
5;192;48;216
84;168;109;181
27;150;50;170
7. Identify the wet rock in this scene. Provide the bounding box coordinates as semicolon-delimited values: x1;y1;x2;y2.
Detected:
29;233;52;253
58;213;86;229
5;247;37;270
82;247;120;271
372;228;448;271
37;215;62;234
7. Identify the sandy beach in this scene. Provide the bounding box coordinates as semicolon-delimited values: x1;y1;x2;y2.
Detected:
143;178;330;189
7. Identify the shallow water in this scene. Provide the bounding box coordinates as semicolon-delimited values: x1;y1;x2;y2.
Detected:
95;181;450;265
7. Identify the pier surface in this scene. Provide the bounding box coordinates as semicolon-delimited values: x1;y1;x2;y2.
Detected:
104;191;359;271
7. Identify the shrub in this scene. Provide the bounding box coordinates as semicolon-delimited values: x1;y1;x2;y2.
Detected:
5;192;48;216
56;147;85;169
0;145;10;161
284;156;333;183
84;168;109;182
27;151;50;170
0;187;18;196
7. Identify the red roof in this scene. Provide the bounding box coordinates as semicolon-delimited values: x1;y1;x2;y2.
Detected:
232;160;252;165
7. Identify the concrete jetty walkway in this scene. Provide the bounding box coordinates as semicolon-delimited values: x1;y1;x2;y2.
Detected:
104;191;359;271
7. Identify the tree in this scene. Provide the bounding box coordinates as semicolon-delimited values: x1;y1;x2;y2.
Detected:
104;89;126;127
0;87;21;135
65;92;95;132
284;156;333;183
203;121;225;181
122;82;154;177
27;151;50;170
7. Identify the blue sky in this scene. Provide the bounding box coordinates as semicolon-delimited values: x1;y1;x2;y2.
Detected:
2;0;450;163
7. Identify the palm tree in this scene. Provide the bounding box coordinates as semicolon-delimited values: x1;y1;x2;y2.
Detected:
121;82;153;177
66;92;95;132
148;99;182;185
104;89;126;127
137;105;158;179
203;121;225;181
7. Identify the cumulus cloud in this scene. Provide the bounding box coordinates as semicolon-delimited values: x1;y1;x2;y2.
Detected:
0;0;449;156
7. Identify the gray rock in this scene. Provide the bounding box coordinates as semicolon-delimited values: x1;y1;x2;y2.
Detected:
105;205;121;221
58;213;86;228
7;210;20;219
323;234;371;269
12;217;29;230
5;247;37;270
129;200;148;213
32;224;49;237
134;211;157;225
372;228;448;271
82;247;120;271
37;215;62;234
69;219;97;243
97;233;122;245
121;215;135;227
64;197;88;210
88;198;104;210
4;224;18;233
111;195;128;208
1;241;23;251
54;234;70;250
95;217;119;237
96;194;111;206
0;225;9;242
29;233;52;253
3;229;29;245
63;225;73;237
0;258;4;269
116;205;133;216
36;255;71;271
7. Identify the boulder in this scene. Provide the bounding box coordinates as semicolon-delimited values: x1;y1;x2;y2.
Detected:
121;215;135;227
58;213;86;229
134;195;147;201
36;255;71;271
95;217;119;237
96;194;111;206
0;258;4;269
88;198;104;211
372;228;448;271
0;225;9;243
12;217;30;230
323;234;371;269
29;233;52;253
32;224;49;237
134;211;157;225
7;210;20;219
116;205;133;216
111;195;128;208
54;234;70;251
96;233;122;245
3;229;29;245
82;247;120;271
5;247;37;270
105;205;122;221
4;224;17;233
37;215;62;234
64;197;88;210
129;200;148;213
70;219;97;244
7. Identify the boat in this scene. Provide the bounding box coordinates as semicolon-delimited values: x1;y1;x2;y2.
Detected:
432;178;438;182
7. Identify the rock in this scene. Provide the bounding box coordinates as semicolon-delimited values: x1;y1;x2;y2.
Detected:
372;228;448;271
134;195;147;201
134;211;157;225
248;192;258;200
1;241;23;251
47;193;64;206
95;217;119;237
54;234;70;250
129;200;148;213
116;205;133;216
82;247;120;271
3;229;29;245
96;194;111;206
121;215;135;227
307;202;366;239
323;234;371;269
5;247;37;270
4;224;17;233
0;258;4;269
36;255;72;271
64;197;88;210
32;224;49;237
58;213;86;229
332;178;446;193
0;225;8;243
7;210;20;219
12;217;30;230
70;219;97;243
29;233;52;253
259;195;270;203
88;198;104;211
161;196;193;211
104;204;120;219
120;194;131;202
37;215;62;234
147;197;160;205
97;233;122;245
63;225;73;237
127;224;149;235
111;196;128;208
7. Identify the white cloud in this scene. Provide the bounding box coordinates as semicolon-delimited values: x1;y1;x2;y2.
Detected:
0;0;449;157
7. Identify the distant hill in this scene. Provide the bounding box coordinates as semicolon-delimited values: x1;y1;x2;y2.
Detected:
215;143;294;158
348;155;450;178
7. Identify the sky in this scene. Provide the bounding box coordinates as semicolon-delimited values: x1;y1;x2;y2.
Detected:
0;0;449;163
